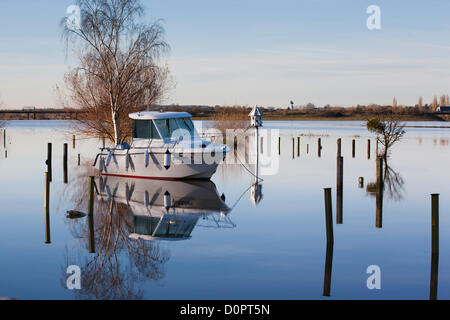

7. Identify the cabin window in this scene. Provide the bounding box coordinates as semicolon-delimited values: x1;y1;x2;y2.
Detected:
133;120;160;139
154;119;180;139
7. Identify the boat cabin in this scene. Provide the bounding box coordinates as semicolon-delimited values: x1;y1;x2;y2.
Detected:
129;111;198;141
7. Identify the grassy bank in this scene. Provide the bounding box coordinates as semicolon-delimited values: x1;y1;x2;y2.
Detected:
1;105;449;122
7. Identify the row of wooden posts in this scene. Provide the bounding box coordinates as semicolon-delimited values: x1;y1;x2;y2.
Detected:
322;188;440;299
46;136;81;184
270;136;376;159
44;173;96;253
44;135;95;253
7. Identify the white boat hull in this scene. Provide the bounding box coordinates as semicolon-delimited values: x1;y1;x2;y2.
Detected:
96;149;226;180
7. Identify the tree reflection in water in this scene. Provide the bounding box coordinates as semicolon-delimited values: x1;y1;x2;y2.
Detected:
60;164;170;300
366;157;405;201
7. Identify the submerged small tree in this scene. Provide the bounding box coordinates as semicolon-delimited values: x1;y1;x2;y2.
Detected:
61;0;171;144
367;117;405;158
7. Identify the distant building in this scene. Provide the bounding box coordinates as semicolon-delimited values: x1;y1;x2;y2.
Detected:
437;106;450;112
304;103;317;110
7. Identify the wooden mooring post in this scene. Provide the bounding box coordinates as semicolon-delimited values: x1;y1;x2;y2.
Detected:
336;156;343;224
352;139;356;158
47;143;52;182
88;176;96;253
63;143;68;184
44;172;51;244
72;135;76;149
324;188;334;244
367;139;371;159
297;137;300;157
376;157;384;228
337;138;342;157
292;138;295;159
318;138;322;158
278;137;281;155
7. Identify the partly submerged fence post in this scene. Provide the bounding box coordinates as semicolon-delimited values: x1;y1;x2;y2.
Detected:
297;137;300;157
367;139;371;159
47;143;52;182
376;157;384;228
63;143;68;184
337;138;342;157
431;194;439;255
352;139;356;158
278;137;281;155
72;135;76;149
324;188;334;244
44;172;51;244
292;138;295;159
318;138;322;158
336;156;343;224
88;176;96;253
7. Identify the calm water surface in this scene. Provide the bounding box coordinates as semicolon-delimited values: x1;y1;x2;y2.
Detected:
0;120;450;300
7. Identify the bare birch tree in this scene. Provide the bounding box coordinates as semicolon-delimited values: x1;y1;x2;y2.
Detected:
61;0;171;144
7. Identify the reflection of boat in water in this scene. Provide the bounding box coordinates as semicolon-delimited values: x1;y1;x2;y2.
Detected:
94;111;229;180
97;176;233;241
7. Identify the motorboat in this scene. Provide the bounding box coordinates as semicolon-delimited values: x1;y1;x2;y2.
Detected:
94;111;229;179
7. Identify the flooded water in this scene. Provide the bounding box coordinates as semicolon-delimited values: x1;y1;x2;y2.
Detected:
1;120;450;300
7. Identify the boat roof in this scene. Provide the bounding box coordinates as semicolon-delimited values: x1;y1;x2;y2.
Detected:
129;111;192;120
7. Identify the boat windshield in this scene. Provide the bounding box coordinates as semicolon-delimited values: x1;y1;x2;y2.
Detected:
154;117;199;140
176;118;199;138
133;120;161;139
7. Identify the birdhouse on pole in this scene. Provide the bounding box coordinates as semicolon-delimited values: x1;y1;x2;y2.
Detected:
249;105;263;128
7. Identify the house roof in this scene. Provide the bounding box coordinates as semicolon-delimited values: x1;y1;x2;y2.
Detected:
129;111;192;120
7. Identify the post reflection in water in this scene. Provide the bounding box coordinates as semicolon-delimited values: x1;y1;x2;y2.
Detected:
430;194;439;300
323;188;334;297
62;174;232;299
365;156;405;229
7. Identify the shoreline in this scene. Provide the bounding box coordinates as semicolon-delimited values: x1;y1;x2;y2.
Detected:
2;118;450;129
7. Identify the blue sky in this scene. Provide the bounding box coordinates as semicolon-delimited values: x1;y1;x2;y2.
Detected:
1;0;450;108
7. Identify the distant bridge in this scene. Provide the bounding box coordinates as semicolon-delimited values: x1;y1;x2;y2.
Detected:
0;109;86;120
